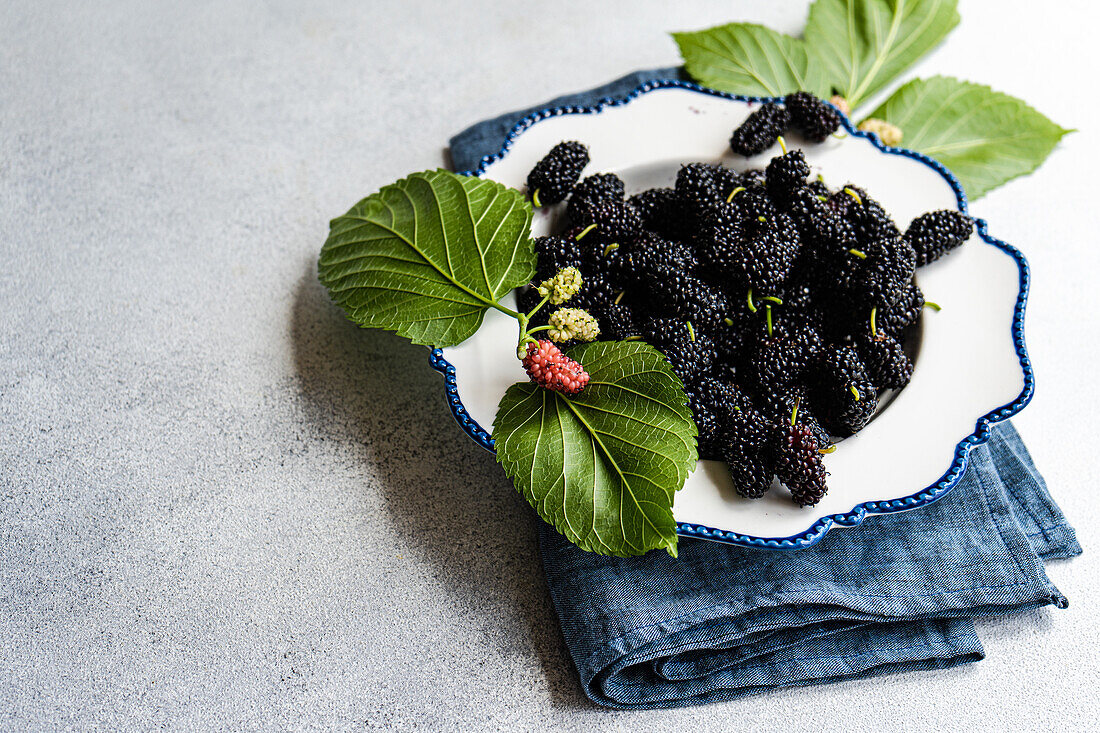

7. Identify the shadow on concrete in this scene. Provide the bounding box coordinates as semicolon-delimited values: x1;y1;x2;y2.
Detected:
289;259;593;711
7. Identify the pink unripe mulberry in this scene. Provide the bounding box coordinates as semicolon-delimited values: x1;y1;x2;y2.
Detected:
522;340;590;395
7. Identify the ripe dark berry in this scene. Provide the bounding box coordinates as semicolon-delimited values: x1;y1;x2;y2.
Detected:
701;203;801;291
576;235;629;286
774;420;829;507
593;303;639;341
838;235;917;310
739;168;767;189
569;267;616;312
810;345;878;436
622;232;698;282
692;376;751;422
687;389;725;459
628;187;686;238
567;173;626;224
726;451;776;499
723;401;772;454
674;163;735;227
765;150;811;202
570;199;642;242
877;283;925;337
646;268;728;328
783;186;858;258
526;141;589;206
659;331;717;384
522;340;590;395
640;317;691;350
785;92;842;142
730;103;790;157
855;330;914;390
829;186;902;243
533;235;582;280
905;210;974;266
712;332;749;375
750;321;824;391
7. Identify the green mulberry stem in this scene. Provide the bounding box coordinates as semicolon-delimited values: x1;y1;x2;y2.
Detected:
777;135;788;154
849;385;861;401
819;444;837;454
761;295;783;305
848;248;867;259
790;396;801;425
765;304;773;336
843;187;862;205
725;186;746;203
603;243;619;256
870;306;878;336
575;224;597;240
686;321;696;342
746;288;757;313
925;301;942;311
531;189;542;208
492;301;523;320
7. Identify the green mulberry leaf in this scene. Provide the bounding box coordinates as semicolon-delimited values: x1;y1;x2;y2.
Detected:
805;0;960;108
672;23;826;97
868;76;1071;199
318;169;535;347
492;341;698;558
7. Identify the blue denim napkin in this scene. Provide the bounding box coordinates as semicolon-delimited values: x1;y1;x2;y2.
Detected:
449;69;1081;709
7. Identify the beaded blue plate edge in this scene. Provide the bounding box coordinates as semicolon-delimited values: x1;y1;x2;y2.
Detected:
429;78;1034;551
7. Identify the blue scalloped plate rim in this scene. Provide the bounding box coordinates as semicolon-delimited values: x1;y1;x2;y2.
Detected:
430;78;1035;551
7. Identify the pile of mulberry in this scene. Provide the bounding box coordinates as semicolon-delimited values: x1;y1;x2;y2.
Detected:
519;133;970;506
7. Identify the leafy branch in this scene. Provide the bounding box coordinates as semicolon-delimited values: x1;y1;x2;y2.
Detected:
672;0;1069;198
319;170;697;557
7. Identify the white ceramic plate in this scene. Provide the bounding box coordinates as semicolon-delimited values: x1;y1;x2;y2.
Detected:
432;81;1033;549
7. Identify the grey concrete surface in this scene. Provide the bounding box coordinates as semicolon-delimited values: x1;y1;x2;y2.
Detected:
1;0;1097;729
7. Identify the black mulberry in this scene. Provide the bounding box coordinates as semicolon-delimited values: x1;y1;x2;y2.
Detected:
533;235;582;280
622;232;698;282
810;345;878;436
829;186;902;243
839;235;917;310
660;331;717;384
726;452;777;499
876;283;924;337
774;420;829;507
526;141;589;206
730;103;790;157
855;330;914;390
593;303;639;341
765;150;811;203
646;268;728;328
785;92;842;143
570;199;643;242
905;210;974;266
567;173;625;224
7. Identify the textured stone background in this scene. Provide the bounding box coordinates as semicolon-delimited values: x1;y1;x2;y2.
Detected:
1;0;1096;729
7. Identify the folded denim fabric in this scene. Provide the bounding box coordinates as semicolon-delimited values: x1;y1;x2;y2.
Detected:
449;70;1081;709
